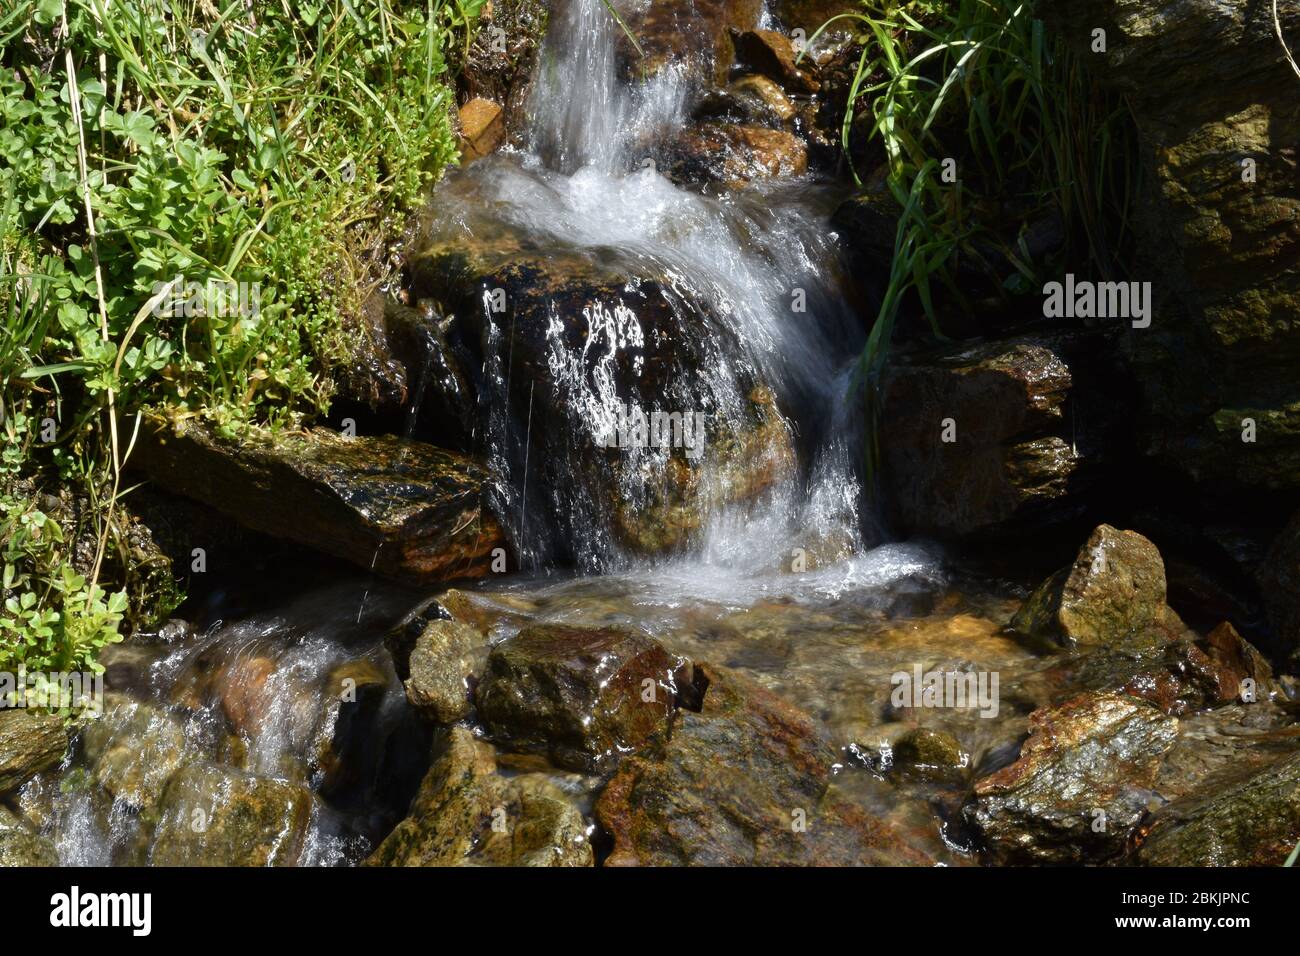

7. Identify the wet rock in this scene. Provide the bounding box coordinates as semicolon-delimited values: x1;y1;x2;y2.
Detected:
406;238;797;561
727;75;796;123
366;726;592;866
476;625;687;772
596;664;934;865
404;619;488;723
1188;621;1274;705
964;691;1178;864
0;710;67;797
383;302;478;452
619;0;764;86
215;655;277;736
732;29;820;94
0;806;57;867
134;419;505;585
1136;750;1300;866
1050;0;1300;496
891;727;968;781
151;765;312;867
878;339;1087;537
1064;619;1276;717
458;97;506;162
80;698;187;810
1012;525;1171;651
655;122;808;188
309;658;391;797
457;0;550;137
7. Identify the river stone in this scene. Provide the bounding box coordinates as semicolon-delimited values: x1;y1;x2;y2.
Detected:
964;691;1178;864
1011;525;1170;651
476;625;686;772
366;726;592;867
732;29;820;93
80;698;187;810
151;765;312;866
458;97;506;162
0;709;67;797
891;727;967;781
618;0;764;86
1048;0;1300;496
878;338;1089;537
0;806;57;867
769;0;860;34
1136;750;1300;866
406;237;797;560
134;419;505;585
656;123;809;188
404;619;487;723
725;75;797;123
596;664;934;865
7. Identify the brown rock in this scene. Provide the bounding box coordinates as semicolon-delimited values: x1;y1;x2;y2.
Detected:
596;664;934;865
0;710;66;797
134;420;505;585
733;29;820;93
404;619;487;723
656;123;808;188
458;97;506;161
476;625;687;772
1011;524;1170;651
965;691;1178;864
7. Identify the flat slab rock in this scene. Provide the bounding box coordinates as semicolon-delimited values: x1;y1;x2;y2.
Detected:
135;420;504;584
964;691;1178;864
596;663;934;866
476;624;689;773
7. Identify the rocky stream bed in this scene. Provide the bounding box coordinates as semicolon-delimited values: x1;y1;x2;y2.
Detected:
3;0;1300;867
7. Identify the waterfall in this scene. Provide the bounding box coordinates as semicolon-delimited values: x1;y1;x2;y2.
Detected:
422;0;869;576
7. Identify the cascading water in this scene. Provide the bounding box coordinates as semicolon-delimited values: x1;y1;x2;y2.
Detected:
26;0;966;868
422;0;874;575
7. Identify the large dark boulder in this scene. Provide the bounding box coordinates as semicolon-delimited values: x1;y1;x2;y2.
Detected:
134;420;505;584
878;338;1106;537
406;236;797;563
1049;0;1300;497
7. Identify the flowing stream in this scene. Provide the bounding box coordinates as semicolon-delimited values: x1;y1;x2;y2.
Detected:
22;0;1060;866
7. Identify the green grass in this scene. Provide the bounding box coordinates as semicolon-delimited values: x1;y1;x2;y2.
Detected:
808;0;1139;485
1;0;477;682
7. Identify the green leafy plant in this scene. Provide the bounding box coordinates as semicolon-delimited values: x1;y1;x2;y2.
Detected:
1;0;473;685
